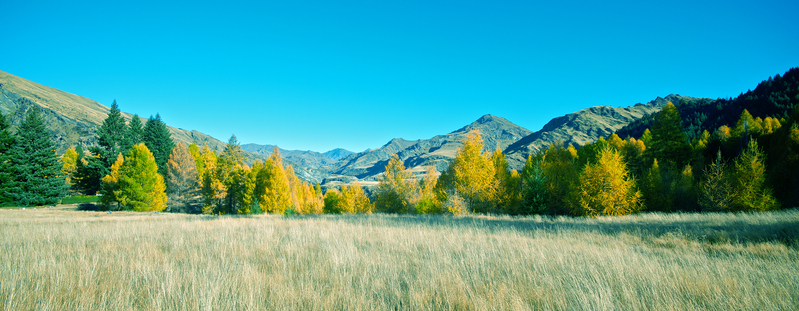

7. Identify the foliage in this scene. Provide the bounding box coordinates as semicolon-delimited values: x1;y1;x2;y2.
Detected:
100;153;124;209
116;143;167;212
446;129;497;213
61;147;79;187
541;142;579;215
123;115;144;152
4;106;69;206
577;146;643;216
698;150;732;211
0;110;15;205
374;154;416;213
167;142;201;213
256;146;292;215
60;195;100;204
142;114;175;178
520;153;547;215
730;139;778;211
646;102;692;168
91;100;126;172
323;189;342;214
414;166;441;214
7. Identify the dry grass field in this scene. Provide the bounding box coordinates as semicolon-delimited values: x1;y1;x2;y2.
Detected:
1;207;797;310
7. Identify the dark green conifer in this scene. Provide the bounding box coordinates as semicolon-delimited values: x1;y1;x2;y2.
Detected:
142;114;175;178
646;102;692;168
0;110;16;205
4;106;68;206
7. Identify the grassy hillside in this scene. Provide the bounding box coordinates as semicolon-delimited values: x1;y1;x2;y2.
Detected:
1;208;796;310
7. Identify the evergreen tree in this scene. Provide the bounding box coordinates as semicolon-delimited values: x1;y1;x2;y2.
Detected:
215;135;247;214
646;102;692;168
541;142;579;215
0;110;16;205
142;114;175;178
521;152;547;215
92;100;127;170
117;143;167;212
167;142;201;213
123;115;144;152
72;147;104;195
4;106;68;206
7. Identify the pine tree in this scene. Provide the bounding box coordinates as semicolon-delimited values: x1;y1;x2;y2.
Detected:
92;100;127;171
167;142;201;213
72;147;104;195
4;106;69;206
577;146;642;216
0;110;16;205
646;102;692;168
117;143;167;212
123;115;144;153
215;135;247;214
541;142;579;215
521;152;547;215
374;154;416;213
142;114;175;178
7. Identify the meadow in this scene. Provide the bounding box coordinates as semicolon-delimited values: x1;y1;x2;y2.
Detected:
1;207;797;310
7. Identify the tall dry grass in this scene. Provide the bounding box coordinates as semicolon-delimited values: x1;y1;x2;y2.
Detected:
1;208;797;310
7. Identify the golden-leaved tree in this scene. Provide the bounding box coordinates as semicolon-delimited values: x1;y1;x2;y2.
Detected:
256;147;292;214
167;142;201;213
448;129;496;213
577;146;642;216
61;147;78;187
414;165;441;214
375;154;416;213
100;153;124;209
116;143;167;212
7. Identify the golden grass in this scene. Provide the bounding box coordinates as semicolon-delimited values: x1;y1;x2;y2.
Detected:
1;207;797;310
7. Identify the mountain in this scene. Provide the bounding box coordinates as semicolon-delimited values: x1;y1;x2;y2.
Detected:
503;95;708;169
323;148;355;161
0;70;227;154
326;115;532;181
616;67;799;141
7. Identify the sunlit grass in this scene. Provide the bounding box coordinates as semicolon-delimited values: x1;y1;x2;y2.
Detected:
1;208;797;310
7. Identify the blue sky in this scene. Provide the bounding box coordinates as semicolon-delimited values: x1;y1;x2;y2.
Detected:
3;0;798;152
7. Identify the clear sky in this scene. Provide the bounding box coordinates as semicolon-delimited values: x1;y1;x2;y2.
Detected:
3;0;798;153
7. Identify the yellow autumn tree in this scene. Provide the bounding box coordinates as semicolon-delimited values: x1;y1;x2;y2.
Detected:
375;154;416;213
100;153;124;209
577;146;642;216
61;147;78;187
449;129;496;213
256;147;292;214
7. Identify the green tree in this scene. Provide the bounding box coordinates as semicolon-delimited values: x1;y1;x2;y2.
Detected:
142;114;175;178
730;139;778;211
4;106;69;206
577;146;643;216
323;188;342;214
167;142;201;213
122;115;144;152
698;150;732;211
521;152;547;215
374;154;417;213
215;135;247;214
0;110;16;205
646;102;691;168
116;143;167;212
92;100;127;171
72;147;104;195
541;142;579;215
415;165;441;214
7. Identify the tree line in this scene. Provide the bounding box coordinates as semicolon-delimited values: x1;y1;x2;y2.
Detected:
2;91;796;216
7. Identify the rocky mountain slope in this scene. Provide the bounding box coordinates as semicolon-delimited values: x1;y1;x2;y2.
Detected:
326;115;532;181
0;70;227;153
503;94;707;169
241;144;353;171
